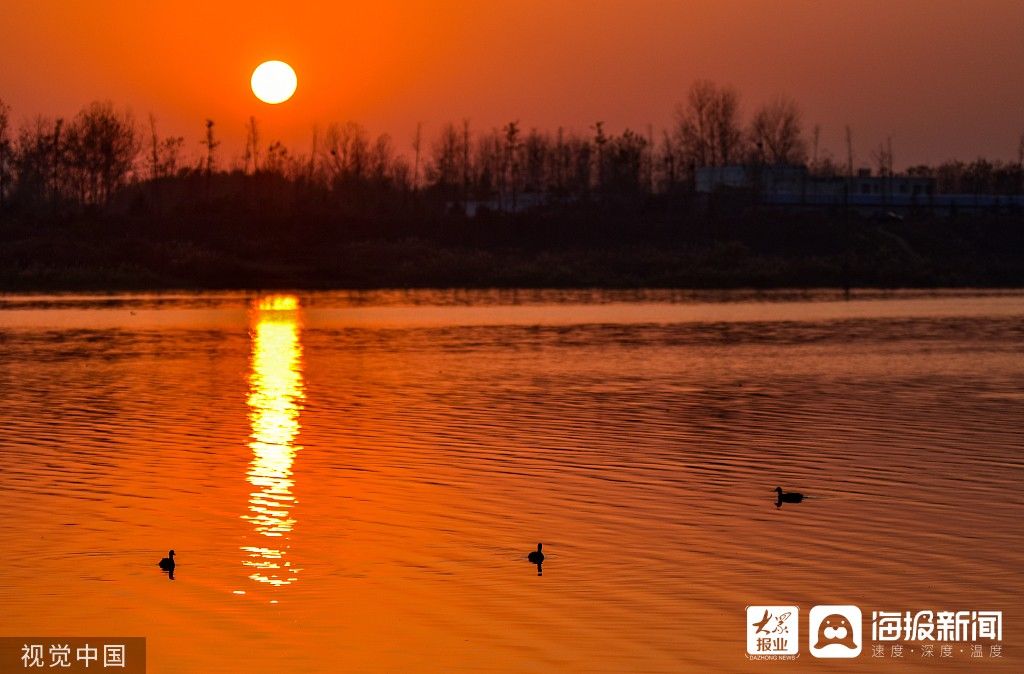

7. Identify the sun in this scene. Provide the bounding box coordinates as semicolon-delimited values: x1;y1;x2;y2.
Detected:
251;61;297;104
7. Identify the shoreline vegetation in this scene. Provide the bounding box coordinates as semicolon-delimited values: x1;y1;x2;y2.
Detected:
3;209;1022;291
1;82;1022;291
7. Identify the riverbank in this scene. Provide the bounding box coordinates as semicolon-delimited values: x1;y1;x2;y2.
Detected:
1;210;1021;291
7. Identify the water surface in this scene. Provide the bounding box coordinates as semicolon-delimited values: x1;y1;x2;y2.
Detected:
1;290;1021;672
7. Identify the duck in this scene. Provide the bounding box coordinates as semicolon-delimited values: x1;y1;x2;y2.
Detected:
527;543;544;564
158;550;176;571
774;487;804;504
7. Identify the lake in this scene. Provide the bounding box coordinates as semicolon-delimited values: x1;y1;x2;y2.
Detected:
0;289;1021;673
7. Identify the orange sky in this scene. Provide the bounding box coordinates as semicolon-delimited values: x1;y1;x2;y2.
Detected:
2;0;1022;169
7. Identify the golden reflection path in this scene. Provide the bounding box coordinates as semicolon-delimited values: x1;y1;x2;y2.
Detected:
242;294;304;588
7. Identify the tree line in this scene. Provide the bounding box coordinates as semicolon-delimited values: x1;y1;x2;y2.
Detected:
1;81;1023;221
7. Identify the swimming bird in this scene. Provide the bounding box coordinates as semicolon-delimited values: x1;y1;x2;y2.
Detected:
158;550;176;571
774;487;804;505
527;543;544;564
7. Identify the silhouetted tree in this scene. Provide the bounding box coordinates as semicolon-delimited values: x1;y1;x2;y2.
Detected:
602;129;648;196
263;141;290;176
5;84;1023;238
144;114;183;181
11;115;73;213
673;80;745;172
522;128;548;195
62;102;139;206
548;127;573;196
49;118;64;211
1018;132;1024;193
0;99;11;209
324;122;371;186
202;119;219;175
592;121;608;191
461;119;471;203
159;136;184;178
148;114;160;181
308;125;320;181
749;96;807;165
367;133;389;185
871;137;893;177
568;133;592;198
12;117;57;209
503;121;521;210
428;122;461;197
844;125;854;177
645;124;655;193
389;151;413;193
411;122;423;192
657;130;680;192
245;117;260;174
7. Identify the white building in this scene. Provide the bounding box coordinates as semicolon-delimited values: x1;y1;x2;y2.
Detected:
695;164;1024;215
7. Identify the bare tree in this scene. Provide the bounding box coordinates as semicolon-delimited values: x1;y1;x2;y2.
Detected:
592;121;607;191
569;134;592;198
503;121;521;210
603;129;648;196
1018;132;1024;193
522;128;548;195
474;128;502;200
12;116;60;209
158;136;184;178
427;122;460;192
148;114;160;181
812;124;821;167
263;141;290;176
245;117;260;174
461;119;471;202
322;121;372;186
411;122;423;192
369;133;394;185
0;99;11;209
658;130;679;191
646;123;655;193
673;80;745;171
550;127;567;195
871;137;893;177
63;102;139;206
845;125;854;177
202;119;219;175
748;96;807;165
51;118;63;210
309;125;319;181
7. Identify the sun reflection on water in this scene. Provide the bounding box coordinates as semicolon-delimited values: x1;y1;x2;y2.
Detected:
242;294;304;588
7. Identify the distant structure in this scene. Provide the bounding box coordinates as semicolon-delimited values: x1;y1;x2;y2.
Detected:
696;164;1024;216
460;192;546;217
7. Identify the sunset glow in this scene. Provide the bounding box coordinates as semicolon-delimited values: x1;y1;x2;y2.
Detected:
1;3;1023;672
242;295;304;588
3;1;1022;166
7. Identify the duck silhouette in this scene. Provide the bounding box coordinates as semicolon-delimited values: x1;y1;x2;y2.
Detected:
158;550;176;579
774;487;804;508
158;549;176;569
527;543;544;576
